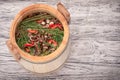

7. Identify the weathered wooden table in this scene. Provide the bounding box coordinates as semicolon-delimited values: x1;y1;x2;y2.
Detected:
0;0;120;80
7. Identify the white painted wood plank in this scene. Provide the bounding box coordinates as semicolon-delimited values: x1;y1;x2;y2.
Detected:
0;0;120;80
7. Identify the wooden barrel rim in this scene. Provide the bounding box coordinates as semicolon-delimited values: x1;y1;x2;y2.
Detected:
10;4;69;63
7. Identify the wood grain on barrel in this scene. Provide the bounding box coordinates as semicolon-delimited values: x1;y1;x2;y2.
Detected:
0;0;120;80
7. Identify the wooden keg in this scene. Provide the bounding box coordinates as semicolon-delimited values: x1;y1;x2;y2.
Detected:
7;3;70;73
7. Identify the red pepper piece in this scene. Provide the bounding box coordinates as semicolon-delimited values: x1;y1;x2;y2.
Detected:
24;41;34;47
58;25;63;30
27;29;38;34
24;43;34;47
49;24;63;30
49;24;56;29
36;19;44;24
48;39;57;47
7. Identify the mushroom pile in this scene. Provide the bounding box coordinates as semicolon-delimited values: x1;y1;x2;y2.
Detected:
24;29;57;56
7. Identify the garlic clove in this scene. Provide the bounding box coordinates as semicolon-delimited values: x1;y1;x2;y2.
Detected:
41;21;46;25
44;35;48;38
49;21;54;25
46;19;50;24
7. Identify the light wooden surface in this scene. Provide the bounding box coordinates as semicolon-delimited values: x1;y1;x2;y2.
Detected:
0;0;120;80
